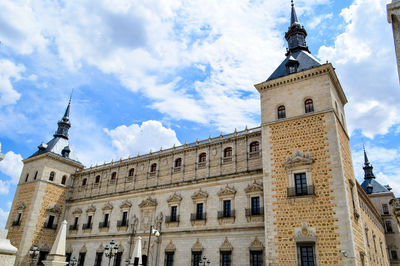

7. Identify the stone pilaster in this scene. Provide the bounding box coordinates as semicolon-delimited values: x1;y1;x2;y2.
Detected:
388;0;400;82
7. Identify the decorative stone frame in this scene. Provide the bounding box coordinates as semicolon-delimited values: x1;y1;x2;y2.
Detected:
83;205;96;232
99;203;113;232
166;193;182;227
219;238;233;265
244;182;264;222
197;151;208;169
222;146;234;164
44;204;61;230
283;150;315;198
248;139;261;159
173;156;183;173
249;238;264;265
217;186;236;224
139;197;157;230
191;190;208;226
12;202;26;226
294;223;319;266
165;241;176;253
117;200;132;231
70;208;82;233
192;239;204;252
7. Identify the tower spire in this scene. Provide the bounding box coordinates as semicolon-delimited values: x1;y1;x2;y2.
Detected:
363;147;375;180
285;0;310;56
54;96;72;140
291;0;298;25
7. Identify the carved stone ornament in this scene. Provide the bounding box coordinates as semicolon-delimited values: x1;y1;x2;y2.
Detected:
120;200;132;209
191;189;208;200
16;202;26;211
102;202;113;211
220;237;233;251
283;150;314;169
244;182;263;194
66;244;73;253
97;244;104;252
192;239;204;251
390;198;400;209
249;238;264;251
165;240;176;252
80;244;87;253
47;204;61;214
217;186;236;197
86;205;96;213
72;208;82;215
139;197;157;208
167;193;183;204
294;222;317;243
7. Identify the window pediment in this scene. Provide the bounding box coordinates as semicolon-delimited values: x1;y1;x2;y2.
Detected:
192;239;203;251
86;205;96;213
167;193;182;204
102;202;113;212
249;237;264;251
16;202;26;211
120;200;132;209
72;208;82;215
139;197;157;208
191;190;208;200
47;204;61;214
294;222;317;242
217;186;236;197
245;182;263;193
220;237;233;251
165;240;176;252
284;150;314;169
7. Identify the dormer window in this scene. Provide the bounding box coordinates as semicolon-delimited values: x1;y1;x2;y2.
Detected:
277;106;286;119
49;171;55;181
305;99;314;113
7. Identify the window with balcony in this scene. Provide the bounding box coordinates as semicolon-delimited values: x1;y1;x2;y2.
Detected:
70;216;79;230
118;211;128;227
100;213;109;228
251;197;260;215
223;147;232;163
196;203;204;220
83;215;92;229
305;99;314;113
295;173;308;196
277;105;286;119
223;200;231;218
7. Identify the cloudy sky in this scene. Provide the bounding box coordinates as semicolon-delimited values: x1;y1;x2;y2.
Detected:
0;0;399;228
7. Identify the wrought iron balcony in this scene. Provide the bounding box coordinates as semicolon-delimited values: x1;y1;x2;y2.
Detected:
117;220;129;227
287;185;315;197
165;215;180;223
82;223;92;230
245;207;264;217
248;151;260;159
69;224;79;230
99;221;109;228
12;220;21;226
190;212;207;221
218;210;236;219
44;222;57;230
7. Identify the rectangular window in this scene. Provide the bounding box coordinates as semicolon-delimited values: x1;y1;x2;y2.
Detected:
297;244;315;266
95;252;103;266
192;251;202;266
78;252;86;266
365;229;369;246
220;251;232;266
383;204;389;215
122;211;128;225
295;173;307;196
104;213;109;227
386;220;393;233
223;200;231;217
251;197;260;215
88;215;92;225
391;250;398;260
171;206;177;222
74;217;78;227
196;203;203;219
114;252;123;266
250;250;263;266
165;252;174;266
16;213;22;224
47;215;55;228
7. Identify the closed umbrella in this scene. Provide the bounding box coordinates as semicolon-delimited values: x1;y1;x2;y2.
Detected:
130;236;143;266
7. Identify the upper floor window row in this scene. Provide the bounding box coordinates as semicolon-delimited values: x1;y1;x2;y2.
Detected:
277;99;315;120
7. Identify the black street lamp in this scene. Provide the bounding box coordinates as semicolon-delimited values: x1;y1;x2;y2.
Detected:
29;244;40;266
69;256;78;266
104;240;119;266
198;256;210;266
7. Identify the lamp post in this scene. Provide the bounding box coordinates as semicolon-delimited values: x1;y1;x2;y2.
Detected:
69;256;78;266
198;256;210;266
146;225;160;266
29;244;40;266
104;240;119;266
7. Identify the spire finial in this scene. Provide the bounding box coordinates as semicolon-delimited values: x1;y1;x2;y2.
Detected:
363;147;375;180
291;0;294;7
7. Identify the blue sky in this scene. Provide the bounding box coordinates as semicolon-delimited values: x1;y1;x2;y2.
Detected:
0;0;399;227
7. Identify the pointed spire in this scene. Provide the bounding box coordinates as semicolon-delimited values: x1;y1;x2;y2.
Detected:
290;0;298;25
54;96;72;140
363;147;375;180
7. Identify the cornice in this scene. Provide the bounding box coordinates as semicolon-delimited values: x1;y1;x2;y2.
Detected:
388;1;400;23
23;152;84;168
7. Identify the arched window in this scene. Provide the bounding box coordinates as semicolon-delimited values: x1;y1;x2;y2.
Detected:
199;153;207;163
111;172;117;180
150;163;157;173
305;99;314;113
250;141;259;152
224;147;232;158
128;168;135;177
174;158;182;168
95;175;100;184
49;171;55;181
61;175;67;185
82;178;87;186
277;105;286;119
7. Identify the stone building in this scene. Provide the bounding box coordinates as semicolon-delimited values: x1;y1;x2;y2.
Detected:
0;141;4;161
388;0;400;81
6;3;392;266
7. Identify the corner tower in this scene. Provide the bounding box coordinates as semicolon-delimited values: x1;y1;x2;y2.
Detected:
6;99;84;266
255;2;366;265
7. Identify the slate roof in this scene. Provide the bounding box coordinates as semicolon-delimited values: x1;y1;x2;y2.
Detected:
361;179;390;194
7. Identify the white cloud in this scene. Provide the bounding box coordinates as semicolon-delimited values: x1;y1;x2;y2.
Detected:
105;120;181;158
0;60;25;107
0;151;23;185
0;207;9;229
318;0;400;139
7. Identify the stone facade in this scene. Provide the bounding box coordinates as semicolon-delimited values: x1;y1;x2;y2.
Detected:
388;0;400;82
0;142;3;161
